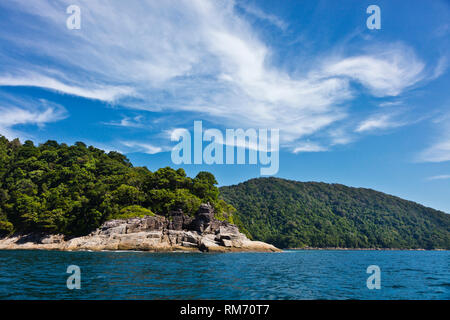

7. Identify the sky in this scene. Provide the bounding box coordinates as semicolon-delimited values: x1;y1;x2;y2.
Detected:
0;0;449;212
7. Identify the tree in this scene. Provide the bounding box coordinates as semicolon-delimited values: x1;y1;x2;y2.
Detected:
220;177;450;249
0;136;239;237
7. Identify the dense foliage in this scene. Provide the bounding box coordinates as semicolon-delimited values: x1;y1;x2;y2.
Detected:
220;178;450;249
0;136;238;237
2;136;448;249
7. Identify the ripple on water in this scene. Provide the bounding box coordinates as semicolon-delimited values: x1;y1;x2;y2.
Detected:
0;250;448;299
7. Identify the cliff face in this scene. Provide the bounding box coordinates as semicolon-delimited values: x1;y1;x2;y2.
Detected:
0;204;280;252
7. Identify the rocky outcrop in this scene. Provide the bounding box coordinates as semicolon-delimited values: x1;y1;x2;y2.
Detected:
0;204;280;253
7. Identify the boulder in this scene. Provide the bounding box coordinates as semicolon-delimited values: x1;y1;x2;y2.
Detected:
40;234;65;244
222;239;233;247
167;209;194;231
0;203;282;252
190;203;215;232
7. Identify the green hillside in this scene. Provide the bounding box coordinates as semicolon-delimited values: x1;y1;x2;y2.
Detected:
2;136;448;249
220;178;450;249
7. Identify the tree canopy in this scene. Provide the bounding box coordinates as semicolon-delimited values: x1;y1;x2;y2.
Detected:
2;136;448;249
0;136;238;237
220;177;450;249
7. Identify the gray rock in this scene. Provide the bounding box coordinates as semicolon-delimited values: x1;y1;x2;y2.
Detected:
0;204;281;253
222;239;233;247
40;234;65;244
190;203;215;232
181;241;198;248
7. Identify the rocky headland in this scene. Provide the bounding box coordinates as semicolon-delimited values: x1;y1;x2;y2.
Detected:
0;204;280;252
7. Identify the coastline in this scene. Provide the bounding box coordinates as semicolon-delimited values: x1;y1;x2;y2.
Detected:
285;247;448;251
0;235;281;253
0;206;281;253
1;246;446;252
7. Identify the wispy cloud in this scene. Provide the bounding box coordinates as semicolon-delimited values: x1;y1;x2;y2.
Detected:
432;56;448;79
293;142;327;153
417;112;450;163
320;45;425;97
0;1;433;153
379;100;403;108
238;3;288;31
418;139;450;162
0;96;68;140
427;174;450;181
0;74;134;102
355;112;407;133
327;127;355;145
104;116;145;128
120;141;164;155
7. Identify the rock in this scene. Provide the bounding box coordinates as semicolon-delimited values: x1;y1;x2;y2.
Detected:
167;209;194;231
146;231;163;239
181;241;198;248
199;235;222;252
182;231;199;244
0;204;281;253
40;234;65;244
141;216;166;231
190;203;215;233
103;225;127;235
222;239;233;247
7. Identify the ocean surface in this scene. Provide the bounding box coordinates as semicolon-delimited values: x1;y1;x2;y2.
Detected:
0;250;448;300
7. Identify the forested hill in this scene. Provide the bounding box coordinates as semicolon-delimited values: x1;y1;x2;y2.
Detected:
2;136;449;249
220;178;450;249
0;136;239;237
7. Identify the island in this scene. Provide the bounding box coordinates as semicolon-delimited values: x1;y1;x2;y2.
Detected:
0;136;448;251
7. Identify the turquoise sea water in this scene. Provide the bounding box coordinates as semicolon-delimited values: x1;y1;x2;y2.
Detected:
0;250;448;300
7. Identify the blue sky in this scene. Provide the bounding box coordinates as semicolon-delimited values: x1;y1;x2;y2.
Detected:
0;0;449;212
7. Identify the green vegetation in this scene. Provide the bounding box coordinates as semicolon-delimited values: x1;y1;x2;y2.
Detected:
0;136;235;237
114;205;155;220
220;178;450;249
1;136;448;249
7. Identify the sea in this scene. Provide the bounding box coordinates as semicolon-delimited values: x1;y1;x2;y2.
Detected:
0;249;448;300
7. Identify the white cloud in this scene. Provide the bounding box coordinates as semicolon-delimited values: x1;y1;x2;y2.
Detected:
427;174;450;181
417;113;450;163
418;139;450;163
321;45;425;97
238;3;287;30
355;113;407;133
379;100;403;108
0;97;67;140
328;127;354;145
0;1;430;152
120;141;164;155
432;56;448;79
104;115;144;128
293;142;327;153
0;74;134;102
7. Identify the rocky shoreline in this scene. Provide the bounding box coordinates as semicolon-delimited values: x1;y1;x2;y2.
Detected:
0;204;280;253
